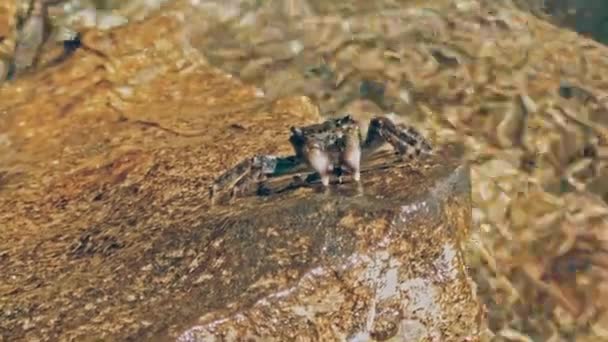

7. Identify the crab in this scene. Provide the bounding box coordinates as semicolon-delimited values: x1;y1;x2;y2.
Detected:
209;114;433;203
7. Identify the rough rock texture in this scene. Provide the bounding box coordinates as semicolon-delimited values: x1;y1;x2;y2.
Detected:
175;145;480;342
0;2;481;341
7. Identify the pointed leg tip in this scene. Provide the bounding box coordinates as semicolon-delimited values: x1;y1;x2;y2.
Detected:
321;175;330;187
356;183;364;196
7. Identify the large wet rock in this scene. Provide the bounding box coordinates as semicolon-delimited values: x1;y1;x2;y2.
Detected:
175;145;481;342
0;2;482;341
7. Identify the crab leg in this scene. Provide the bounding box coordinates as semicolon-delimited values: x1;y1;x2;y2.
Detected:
364;117;433;158
209;154;306;203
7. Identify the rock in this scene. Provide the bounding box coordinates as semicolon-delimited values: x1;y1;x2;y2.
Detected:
0;2;482;341
173;143;481;342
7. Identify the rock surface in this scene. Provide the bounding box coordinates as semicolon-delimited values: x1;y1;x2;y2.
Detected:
175;145;480;342
0;2;481;341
